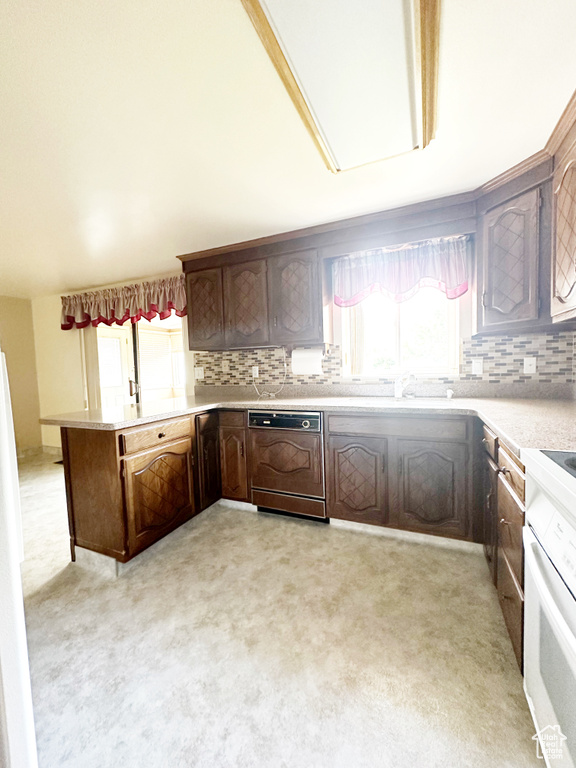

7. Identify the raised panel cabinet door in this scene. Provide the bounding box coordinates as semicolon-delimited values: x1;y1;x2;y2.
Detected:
196;413;221;510
268;249;322;344
327;435;389;525
250;429;324;498
186;269;225;350
223;260;269;347
481;188;540;328
123;438;194;557
397;439;469;539
483;455;499;585
219;426;248;501
552;151;576;322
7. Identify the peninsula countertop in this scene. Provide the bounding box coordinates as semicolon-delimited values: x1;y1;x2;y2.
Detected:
40;395;576;458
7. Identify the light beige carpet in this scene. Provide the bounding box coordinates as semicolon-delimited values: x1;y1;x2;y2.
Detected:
19;453;539;767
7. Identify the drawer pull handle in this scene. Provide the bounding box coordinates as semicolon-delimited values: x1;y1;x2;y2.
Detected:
158;432;166;439
482;438;487;444
500;467;510;475
499;517;511;526
240;442;244;457
501;594;514;601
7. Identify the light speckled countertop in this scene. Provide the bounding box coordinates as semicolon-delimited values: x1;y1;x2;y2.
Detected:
40;395;576;458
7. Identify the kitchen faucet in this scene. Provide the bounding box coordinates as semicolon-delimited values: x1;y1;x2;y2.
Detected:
394;373;416;399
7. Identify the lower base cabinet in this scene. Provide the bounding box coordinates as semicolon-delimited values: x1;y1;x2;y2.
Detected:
219;426;248;501
196;412;221;510
327;435;389;525
123;438;195;557
397;439;468;538
483;455;499;585
324;415;474;541
61;417;197;563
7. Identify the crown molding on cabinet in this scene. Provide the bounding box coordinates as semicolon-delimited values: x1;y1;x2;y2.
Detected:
545;88;576;157
477;150;553;196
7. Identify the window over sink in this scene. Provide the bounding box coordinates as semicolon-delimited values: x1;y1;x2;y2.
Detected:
339;288;460;378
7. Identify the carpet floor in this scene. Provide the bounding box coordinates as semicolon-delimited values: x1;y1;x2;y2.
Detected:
18;452;539;767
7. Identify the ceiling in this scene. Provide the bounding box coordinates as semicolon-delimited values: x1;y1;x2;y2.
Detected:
1;0;576;299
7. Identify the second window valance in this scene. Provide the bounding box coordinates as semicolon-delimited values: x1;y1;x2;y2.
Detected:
61;274;187;330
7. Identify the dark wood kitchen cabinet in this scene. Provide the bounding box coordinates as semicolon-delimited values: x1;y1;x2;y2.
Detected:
552;141;576;322
123;438;194;558
219;411;249;501
223;260;269;347
61;415;197;563
497;467;525;670
196;412;221;510
325;413;475;541
186;262;268;350
479;188;540;329
397;439;468;538
474;157;566;336
267;249;323;345
186;269;225;350
185;251;325;350
483;453;499;586
326;435;389;526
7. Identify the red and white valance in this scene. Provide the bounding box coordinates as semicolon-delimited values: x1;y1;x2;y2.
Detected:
333;235;470;307
61;275;187;330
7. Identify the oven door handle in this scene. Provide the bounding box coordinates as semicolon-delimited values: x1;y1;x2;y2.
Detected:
524;527;576;656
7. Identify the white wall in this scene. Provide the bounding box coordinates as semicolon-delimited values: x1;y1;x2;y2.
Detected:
32;295;86;448
0;297;42;452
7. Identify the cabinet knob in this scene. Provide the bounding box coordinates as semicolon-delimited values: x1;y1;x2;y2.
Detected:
499;517;511;526
158;432;166;439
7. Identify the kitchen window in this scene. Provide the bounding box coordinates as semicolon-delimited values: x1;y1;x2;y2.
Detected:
340;288;460;378
334;236;469;378
95;314;185;409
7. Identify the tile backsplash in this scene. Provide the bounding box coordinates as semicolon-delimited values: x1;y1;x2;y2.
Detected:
193;330;575;397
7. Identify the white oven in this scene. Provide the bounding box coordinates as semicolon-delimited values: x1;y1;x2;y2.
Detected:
523;449;576;768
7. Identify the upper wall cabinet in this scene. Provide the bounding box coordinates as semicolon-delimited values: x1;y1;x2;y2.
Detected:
268;250;322;345
480;188;540;329
223;260;269;347
185;249;327;350
474;156;561;336
552;143;576;323
186;268;226;351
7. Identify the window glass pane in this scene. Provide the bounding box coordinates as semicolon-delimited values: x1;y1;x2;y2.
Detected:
399;288;457;374
97;337;123;388
340;288;459;377
359;295;398;376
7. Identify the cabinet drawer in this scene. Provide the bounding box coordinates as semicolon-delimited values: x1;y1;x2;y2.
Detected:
327;415;468;441
219;410;245;427
497;549;524;670
120;417;191;455
498;445;525;502
497;474;524;587
482;425;498;461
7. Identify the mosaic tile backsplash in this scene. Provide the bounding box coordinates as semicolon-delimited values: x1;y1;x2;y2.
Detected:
193;330;575;395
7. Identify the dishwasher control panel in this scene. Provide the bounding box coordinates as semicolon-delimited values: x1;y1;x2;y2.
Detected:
248;411;321;432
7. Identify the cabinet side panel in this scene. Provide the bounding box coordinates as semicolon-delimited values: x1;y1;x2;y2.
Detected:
65;428;126;559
